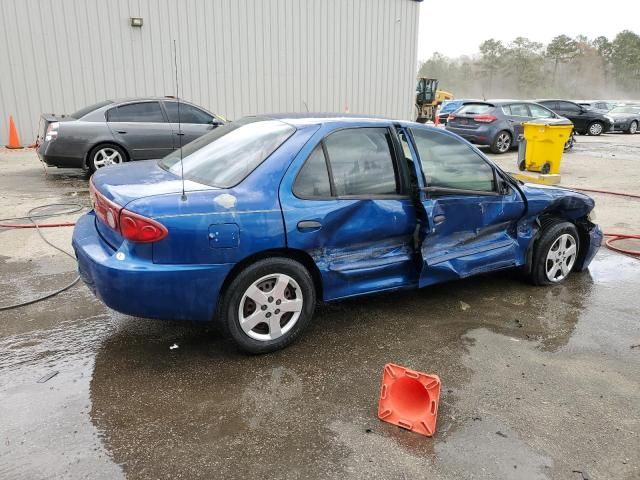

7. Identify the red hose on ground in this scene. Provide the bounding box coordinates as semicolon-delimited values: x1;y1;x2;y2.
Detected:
568;186;640;199
603;233;640;256
0;222;75;228
566;186;640;257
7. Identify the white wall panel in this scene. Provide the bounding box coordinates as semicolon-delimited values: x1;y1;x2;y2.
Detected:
0;0;421;145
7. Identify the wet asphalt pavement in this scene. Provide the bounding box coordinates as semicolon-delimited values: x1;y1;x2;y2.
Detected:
1;147;639;479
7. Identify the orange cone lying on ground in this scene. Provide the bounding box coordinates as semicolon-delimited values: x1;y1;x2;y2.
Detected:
377;363;441;437
6;116;23;149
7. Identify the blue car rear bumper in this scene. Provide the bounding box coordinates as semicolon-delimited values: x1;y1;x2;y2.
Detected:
72;212;233;321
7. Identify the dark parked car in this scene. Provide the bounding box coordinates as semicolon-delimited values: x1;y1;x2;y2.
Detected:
37;97;225;172
536;100;613;136
72;114;601;353
437;99;482;124
445;100;565;153
607;105;640;134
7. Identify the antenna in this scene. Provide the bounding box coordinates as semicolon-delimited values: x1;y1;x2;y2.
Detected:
173;39;187;201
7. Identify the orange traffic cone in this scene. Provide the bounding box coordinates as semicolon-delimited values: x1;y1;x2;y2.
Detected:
378;363;441;437
6;116;24;149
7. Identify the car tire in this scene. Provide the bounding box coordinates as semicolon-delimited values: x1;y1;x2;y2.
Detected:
628;121;638;134
529;220;580;286
490;130;512;154
87;144;127;173
587;121;604;136
220;258;316;354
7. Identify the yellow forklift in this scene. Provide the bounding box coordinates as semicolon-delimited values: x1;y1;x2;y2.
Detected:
415;78;454;123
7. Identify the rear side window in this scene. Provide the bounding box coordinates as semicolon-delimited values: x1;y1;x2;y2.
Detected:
164;102;213;124
508;103;530;116
410;128;495;192
323;128;399;196
158;117;295;188
107;102;166;122
457;104;493;115
293;145;332;198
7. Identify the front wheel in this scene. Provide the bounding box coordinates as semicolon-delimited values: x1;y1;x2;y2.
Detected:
490;131;512;154
628;121;638;134
587;121;604;136
220;258;316;354
529;221;580;286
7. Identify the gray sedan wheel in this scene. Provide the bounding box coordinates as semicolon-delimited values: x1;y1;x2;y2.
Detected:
629;121;638;134
88;144;126;173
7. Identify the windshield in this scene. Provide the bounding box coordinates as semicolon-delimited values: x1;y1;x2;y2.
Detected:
71;100;113;119
610;106;640;114
158;117;295;188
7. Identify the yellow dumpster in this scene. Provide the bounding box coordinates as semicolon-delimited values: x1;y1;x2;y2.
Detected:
517;119;573;174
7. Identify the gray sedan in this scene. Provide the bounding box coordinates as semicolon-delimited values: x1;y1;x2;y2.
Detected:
607;105;640;134
37;97;225;172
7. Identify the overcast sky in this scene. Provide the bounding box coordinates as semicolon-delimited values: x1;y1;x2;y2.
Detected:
417;0;640;61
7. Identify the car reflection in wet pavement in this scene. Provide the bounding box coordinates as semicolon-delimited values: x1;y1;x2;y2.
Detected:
1;249;639;479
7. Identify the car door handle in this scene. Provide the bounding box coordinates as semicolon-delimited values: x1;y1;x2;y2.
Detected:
297;220;322;232
175;132;185;136
433;215;446;224
116;130;127;134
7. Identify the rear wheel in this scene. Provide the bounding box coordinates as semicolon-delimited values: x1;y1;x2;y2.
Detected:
529;221;579;285
490;131;512;154
587;121;604;136
88;144;126;173
628;121;638;134
220;258;316;354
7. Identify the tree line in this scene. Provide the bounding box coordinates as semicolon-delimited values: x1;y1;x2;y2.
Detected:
418;31;640;100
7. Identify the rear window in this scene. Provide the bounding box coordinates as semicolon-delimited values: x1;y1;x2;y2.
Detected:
440;101;463;114
71;100;113;119
457;104;493;115
158;117;295;188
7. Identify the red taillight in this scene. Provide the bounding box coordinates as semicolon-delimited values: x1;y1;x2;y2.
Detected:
119;209;168;243
90;178;167;243
90;178;121;231
473;114;497;123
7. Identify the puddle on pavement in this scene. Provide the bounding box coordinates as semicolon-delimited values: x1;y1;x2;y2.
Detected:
0;251;638;479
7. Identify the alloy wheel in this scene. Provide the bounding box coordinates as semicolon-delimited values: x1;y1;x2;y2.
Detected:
93;147;123;168
238;273;303;341
589;122;603;136
545;233;577;282
496;132;511;152
630;122;638;134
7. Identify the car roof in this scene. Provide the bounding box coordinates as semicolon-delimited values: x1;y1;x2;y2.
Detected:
257;113;399;127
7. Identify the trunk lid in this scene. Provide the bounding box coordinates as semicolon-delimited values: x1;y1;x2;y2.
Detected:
37;114;75;147
91;160;218;249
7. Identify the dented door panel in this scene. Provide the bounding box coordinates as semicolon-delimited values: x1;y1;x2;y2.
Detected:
283;197;419;300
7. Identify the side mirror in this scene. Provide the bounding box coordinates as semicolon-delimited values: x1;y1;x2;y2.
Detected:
496;174;510;195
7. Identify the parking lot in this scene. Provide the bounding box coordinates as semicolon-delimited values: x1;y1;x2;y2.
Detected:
0;132;638;480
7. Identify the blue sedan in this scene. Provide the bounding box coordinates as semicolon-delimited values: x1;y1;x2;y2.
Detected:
72;115;602;353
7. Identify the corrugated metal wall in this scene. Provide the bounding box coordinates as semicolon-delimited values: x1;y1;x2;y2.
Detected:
0;0;420;145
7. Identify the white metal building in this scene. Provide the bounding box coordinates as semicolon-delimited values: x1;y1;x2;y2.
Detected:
0;0;421;145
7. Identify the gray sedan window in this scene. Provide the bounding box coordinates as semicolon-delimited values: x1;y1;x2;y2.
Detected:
164;102;213;124
107;102;166;123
